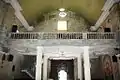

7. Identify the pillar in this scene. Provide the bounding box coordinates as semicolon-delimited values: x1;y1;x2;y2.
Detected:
77;55;82;80
36;46;43;80
83;46;91;80
74;58;78;80
48;58;51;79
43;55;48;80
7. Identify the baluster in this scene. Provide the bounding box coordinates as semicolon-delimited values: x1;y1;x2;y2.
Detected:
108;33;110;39
71;33;73;39
92;33;93;39
28;33;30;39
19;33;21;39
33;33;35;39
27;33;30;39
60;33;62;39
15;33;16;39
24;33;26;39
12;33;14;39
30;33;31;39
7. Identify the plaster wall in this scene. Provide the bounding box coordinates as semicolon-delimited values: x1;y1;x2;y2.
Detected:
99;4;120;32
0;1;23;31
0;51;24;80
33;11;90;32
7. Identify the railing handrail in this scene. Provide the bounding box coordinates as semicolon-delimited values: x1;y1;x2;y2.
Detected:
9;32;116;39
9;32;116;33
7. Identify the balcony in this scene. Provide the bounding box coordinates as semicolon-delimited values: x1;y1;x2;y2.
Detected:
10;32;116;40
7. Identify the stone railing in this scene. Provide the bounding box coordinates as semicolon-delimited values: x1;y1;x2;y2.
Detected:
9;32;116;40
87;32;115;39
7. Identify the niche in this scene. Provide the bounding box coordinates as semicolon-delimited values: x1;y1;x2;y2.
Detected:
7;54;14;62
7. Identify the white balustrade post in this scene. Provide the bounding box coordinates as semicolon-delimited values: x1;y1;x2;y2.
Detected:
83;33;87;39
36;46;43;80
83;46;91;80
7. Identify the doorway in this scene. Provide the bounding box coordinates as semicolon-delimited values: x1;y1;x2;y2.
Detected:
49;60;74;80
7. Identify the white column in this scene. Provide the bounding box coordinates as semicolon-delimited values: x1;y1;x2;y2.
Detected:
77;55;82;80
74;58;77;80
43;55;48;80
83;46;91;80
48;59;51;79
36;46;43;80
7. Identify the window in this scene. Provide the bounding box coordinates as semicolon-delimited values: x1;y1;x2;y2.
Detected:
57;21;67;30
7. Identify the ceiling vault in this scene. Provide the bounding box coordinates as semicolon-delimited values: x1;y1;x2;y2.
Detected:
19;0;104;25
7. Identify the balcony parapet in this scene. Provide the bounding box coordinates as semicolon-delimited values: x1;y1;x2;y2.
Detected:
9;32;116;40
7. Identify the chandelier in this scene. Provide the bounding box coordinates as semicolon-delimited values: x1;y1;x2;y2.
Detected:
58;0;67;18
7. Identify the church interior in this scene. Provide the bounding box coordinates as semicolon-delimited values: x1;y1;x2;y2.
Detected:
0;0;120;80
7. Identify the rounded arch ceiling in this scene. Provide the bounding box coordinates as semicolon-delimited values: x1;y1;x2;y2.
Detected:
33;10;90;32
19;0;105;25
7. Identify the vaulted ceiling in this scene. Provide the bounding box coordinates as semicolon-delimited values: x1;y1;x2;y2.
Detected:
19;0;105;25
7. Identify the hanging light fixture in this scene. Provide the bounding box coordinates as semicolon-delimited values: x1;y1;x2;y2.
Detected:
59;0;67;18
59;8;65;12
59;12;67;18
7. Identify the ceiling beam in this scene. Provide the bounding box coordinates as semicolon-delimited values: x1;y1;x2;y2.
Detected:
4;0;34;31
